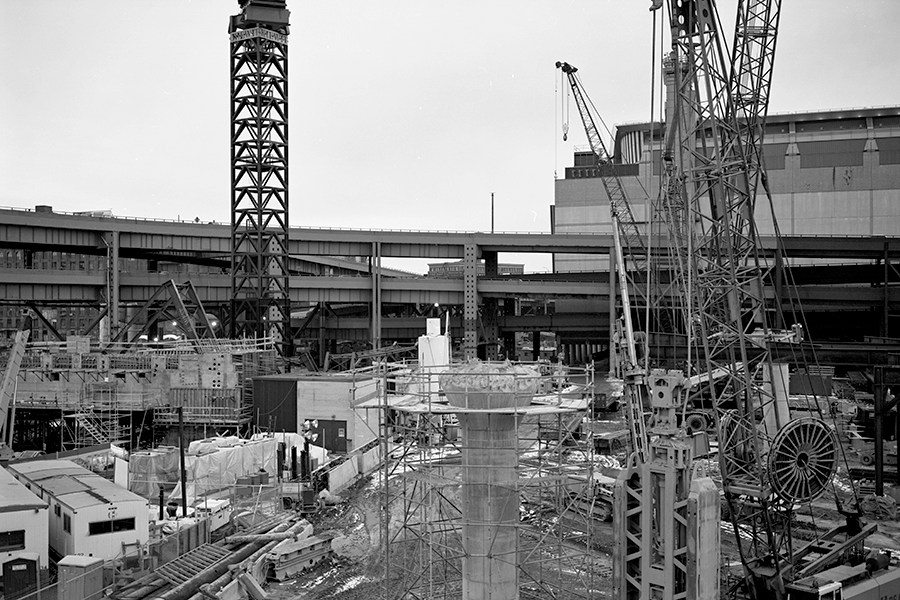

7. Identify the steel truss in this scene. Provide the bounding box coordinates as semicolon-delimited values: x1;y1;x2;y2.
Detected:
229;3;291;358
662;1;841;598
371;363;609;599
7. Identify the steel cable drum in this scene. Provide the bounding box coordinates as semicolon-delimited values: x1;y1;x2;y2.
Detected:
768;417;838;504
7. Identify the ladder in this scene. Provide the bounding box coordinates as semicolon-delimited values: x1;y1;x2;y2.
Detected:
155;544;232;585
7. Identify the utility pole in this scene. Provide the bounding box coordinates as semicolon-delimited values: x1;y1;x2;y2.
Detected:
178;406;188;519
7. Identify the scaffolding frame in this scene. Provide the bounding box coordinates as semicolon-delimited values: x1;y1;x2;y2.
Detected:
369;362;610;600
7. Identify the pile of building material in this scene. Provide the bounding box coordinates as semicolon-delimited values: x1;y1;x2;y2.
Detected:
112;514;323;600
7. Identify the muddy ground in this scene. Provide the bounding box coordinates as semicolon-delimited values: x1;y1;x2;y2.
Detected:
266;394;900;599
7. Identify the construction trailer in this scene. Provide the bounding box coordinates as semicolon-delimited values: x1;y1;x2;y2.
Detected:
0;467;49;571
6;459;148;560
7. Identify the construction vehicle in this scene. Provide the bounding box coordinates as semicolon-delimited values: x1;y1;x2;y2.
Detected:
0;328;30;460
785;552;900;600
563;471;616;522
650;1;900;599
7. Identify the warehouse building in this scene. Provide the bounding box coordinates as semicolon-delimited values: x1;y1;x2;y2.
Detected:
553;106;900;272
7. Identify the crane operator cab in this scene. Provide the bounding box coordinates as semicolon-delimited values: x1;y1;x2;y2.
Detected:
787;581;842;600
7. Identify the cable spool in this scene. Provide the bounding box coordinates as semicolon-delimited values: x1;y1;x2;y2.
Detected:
768;417;838;504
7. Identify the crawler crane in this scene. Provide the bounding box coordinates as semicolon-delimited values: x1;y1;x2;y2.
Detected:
557;60;721;600
658;0;900;598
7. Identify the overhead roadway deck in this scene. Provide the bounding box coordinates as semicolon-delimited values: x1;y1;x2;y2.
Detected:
4;207;900;349
6;207;900;260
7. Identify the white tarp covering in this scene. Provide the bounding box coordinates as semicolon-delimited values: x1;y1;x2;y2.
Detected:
168;437;277;505
130;433;330;503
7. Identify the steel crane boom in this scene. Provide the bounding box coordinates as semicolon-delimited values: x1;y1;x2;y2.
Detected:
555;61;651;461
556;62;648;270
663;1;840;598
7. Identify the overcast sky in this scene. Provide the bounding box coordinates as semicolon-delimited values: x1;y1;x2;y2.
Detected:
1;1;898;272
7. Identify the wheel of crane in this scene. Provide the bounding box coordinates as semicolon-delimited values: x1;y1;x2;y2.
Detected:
685;412;708;433
768;417;838;504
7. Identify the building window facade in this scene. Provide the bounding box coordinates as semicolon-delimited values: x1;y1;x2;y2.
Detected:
0;530;26;552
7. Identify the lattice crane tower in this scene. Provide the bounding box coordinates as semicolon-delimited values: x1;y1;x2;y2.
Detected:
228;0;291;357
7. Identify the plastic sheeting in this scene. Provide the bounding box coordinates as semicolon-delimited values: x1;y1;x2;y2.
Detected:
129;447;181;499
168;438;277;505
130;433;331;503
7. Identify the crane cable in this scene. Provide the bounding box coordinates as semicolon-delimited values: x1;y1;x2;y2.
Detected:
645;4;659;368
562;69;570;142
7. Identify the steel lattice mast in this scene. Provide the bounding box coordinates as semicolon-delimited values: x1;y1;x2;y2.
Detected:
228;0;291;357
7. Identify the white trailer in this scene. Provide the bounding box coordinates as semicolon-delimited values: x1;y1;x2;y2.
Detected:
7;459;149;561
0;467;48;569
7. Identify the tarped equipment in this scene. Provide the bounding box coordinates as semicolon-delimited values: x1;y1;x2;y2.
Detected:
129;433;329;502
129;447;181;498
168;437;277;505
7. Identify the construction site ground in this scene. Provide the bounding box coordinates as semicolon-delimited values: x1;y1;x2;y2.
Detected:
265;391;900;599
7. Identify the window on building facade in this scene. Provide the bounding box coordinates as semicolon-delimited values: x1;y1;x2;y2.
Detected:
88;517;135;536
0;530;26;552
63;514;71;533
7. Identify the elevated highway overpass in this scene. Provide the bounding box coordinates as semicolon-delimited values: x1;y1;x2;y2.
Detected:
3;206;900;362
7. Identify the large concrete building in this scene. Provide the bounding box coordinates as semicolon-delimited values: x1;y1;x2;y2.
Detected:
553;106;900;272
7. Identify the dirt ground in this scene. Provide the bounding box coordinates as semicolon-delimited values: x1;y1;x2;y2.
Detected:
265;385;900;599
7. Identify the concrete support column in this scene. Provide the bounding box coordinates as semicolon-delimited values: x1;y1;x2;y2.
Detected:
463;241;479;360
774;244;785;330
102;231;120;343
883;242;890;338
371;242;382;350
483;251;499;361
441;363;538;600
502;331;516;361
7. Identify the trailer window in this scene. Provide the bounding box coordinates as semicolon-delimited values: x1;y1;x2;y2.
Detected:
0;530;25;552
63;514;71;533
89;518;135;536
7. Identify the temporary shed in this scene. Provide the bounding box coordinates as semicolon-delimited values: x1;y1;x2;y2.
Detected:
0;467;48;570
6;460;149;560
253;372;379;453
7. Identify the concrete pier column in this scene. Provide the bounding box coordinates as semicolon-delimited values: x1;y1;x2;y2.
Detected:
441;362;538;600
